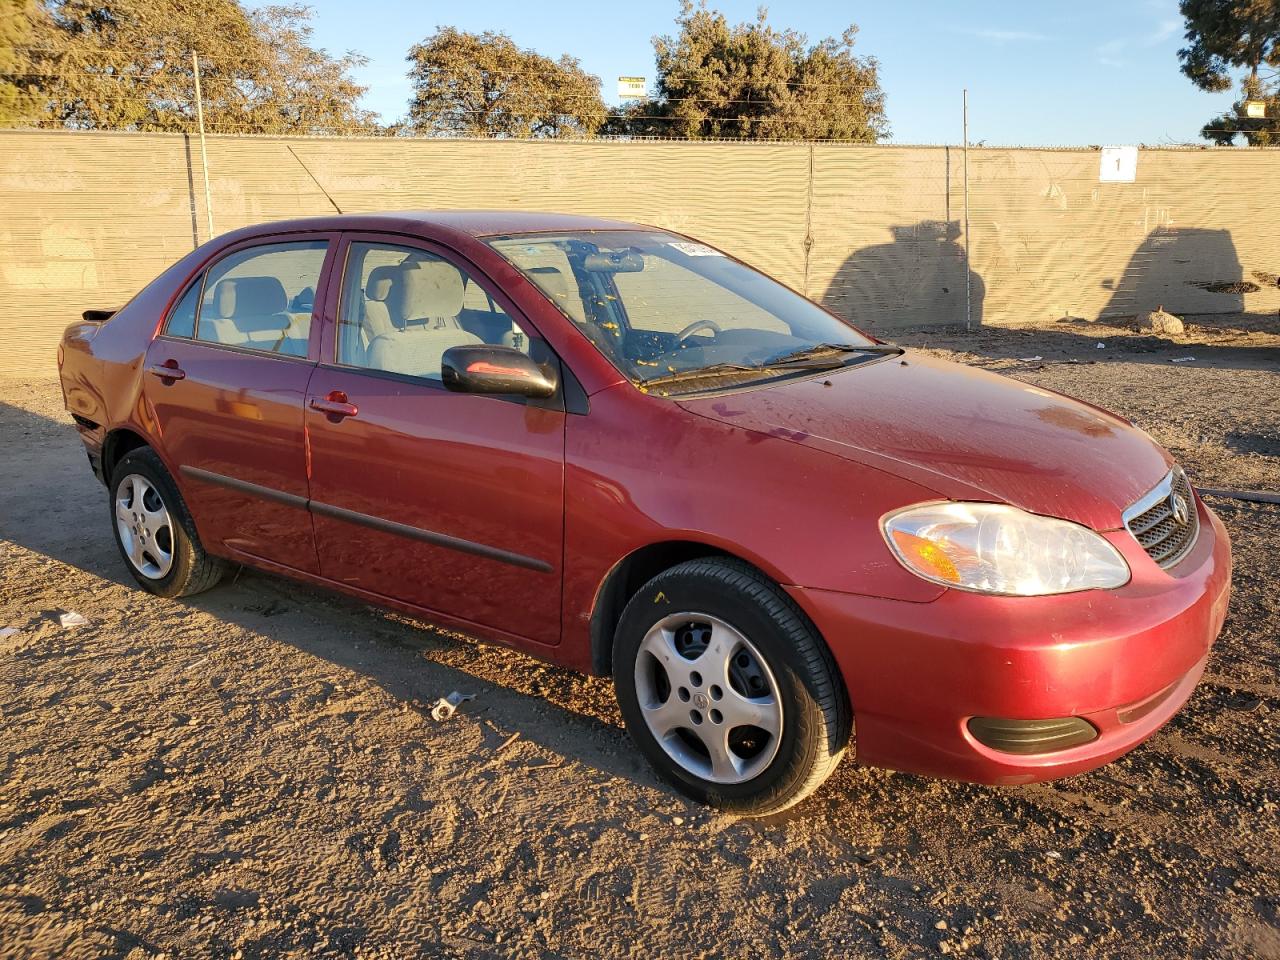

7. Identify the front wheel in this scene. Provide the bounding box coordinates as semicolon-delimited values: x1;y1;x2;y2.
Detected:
109;447;226;598
613;558;851;816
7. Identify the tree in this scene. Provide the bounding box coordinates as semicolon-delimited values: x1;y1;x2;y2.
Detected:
1;0;37;126
608;2;887;141
14;0;377;134
1178;0;1280;145
406;28;606;138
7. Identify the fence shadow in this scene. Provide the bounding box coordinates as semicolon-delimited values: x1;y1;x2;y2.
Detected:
821;220;984;333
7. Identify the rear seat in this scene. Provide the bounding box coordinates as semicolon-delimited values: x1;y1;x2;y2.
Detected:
200;276;309;355
368;260;481;377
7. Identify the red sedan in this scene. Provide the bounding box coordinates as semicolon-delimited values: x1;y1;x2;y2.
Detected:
57;212;1231;815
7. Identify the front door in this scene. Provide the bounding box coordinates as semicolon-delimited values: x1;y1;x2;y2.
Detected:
304;237;565;646
143;237;334;573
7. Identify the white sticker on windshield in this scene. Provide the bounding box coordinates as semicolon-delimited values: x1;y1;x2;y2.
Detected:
668;241;724;257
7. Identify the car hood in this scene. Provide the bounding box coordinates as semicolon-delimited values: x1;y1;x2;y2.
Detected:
678;351;1171;531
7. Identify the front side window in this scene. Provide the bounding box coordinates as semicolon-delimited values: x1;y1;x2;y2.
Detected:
488;231;884;396
336;241;536;381
165;240;328;357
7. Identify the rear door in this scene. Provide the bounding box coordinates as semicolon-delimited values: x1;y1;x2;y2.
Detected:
143;235;336;573
304;234;565;646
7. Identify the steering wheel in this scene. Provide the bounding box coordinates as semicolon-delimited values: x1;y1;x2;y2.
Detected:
675;319;722;344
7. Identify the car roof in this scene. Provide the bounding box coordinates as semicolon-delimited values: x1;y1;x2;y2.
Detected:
228;210;656;241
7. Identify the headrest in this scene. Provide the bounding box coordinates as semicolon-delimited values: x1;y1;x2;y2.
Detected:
396;259;464;323
366;265;397;302
528;265;570;303
212;276;287;318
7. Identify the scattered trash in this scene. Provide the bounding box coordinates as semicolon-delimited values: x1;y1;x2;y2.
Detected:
1018;356;1043;362
1046;850;1063;860
1096;342;1107;349
58;611;89;629
1198;487;1280;506
1170;356;1197;363
0;627;18;639
496;732;521;753
428;690;475;721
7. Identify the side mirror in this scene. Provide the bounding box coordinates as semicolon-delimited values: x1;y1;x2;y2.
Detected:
441;345;558;399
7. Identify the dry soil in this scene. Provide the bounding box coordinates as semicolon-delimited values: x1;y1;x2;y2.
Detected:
1;318;1278;959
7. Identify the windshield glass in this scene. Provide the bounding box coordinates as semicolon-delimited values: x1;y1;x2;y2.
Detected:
486;230;881;395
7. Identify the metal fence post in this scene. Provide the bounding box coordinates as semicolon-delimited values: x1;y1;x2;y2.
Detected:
192;51;214;243
963;88;971;333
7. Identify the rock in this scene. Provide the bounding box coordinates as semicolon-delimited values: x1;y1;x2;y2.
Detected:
1138;309;1185;335
935;920;948;930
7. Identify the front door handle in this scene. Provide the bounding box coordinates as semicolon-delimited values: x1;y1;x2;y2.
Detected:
146;361;186;382
309;392;358;419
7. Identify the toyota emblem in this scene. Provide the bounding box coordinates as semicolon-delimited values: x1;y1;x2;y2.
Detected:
1170;492;1190;526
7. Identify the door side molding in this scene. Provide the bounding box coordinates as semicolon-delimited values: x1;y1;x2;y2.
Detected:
179;465;553;574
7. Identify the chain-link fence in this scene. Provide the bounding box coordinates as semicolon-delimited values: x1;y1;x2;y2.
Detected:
2;128;1278;372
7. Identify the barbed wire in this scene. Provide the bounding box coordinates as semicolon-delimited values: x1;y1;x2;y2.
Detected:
9;46;877;91
5;123;1280;150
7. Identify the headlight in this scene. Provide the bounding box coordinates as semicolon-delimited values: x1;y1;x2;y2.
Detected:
882;502;1130;596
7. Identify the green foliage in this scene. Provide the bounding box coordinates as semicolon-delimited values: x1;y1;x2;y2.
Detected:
608;2;887;141
13;0;377;133
0;0;37;126
1178;0;1280;144
405;28;606;138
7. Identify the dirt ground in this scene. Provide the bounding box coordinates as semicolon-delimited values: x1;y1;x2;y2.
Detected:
1;317;1278;960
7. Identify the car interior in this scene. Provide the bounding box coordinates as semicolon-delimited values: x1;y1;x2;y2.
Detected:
340;246;529;379
196;275;312;357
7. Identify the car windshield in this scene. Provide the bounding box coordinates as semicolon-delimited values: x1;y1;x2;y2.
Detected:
486;230;885;396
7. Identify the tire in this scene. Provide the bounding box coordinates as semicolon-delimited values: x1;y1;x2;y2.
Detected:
108;447;226;598
613;558;851;816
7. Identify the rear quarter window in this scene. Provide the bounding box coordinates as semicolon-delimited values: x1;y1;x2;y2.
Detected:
164;281;201;338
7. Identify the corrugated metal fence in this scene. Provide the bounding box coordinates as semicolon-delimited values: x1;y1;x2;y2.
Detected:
2;130;1278;372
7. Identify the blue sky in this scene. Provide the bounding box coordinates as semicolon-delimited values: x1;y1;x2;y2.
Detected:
252;0;1240;145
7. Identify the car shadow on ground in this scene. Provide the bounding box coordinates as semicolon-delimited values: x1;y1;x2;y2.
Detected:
0;397;670;800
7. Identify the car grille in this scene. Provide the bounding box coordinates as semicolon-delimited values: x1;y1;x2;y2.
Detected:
1123;467;1199;569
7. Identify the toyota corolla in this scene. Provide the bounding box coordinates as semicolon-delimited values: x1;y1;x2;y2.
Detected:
57;212;1231;815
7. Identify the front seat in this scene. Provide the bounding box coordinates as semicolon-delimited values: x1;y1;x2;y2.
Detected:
529;264;613;354
368;260;481;378
362;265;397;341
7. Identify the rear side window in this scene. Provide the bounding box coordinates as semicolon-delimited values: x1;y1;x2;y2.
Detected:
164;240;329;357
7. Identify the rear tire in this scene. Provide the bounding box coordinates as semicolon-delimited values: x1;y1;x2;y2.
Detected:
613;558;851;816
108;447;226;598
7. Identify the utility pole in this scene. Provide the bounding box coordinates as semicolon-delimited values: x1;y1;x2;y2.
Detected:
192;51;215;243
962;88;971;333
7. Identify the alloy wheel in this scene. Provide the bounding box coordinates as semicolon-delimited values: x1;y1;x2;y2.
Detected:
115;474;174;579
633;612;783;784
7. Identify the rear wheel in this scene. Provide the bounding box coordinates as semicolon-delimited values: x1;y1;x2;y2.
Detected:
109;447;226;598
613;558;851;816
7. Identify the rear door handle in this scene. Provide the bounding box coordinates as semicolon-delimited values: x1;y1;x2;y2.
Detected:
309;393;358;419
146;362;186;381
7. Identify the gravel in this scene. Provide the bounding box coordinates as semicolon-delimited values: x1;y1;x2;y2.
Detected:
1;317;1277;959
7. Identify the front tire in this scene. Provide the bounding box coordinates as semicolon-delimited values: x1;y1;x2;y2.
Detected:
109;447;226;598
613;558;851;816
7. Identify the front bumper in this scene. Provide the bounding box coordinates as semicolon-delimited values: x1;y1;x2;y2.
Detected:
788;497;1232;785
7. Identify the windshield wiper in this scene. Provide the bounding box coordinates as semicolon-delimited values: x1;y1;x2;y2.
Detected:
640;362;763;389
765;342;903;366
